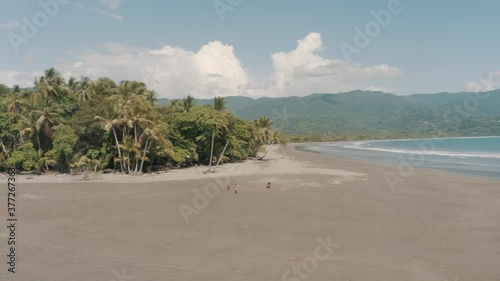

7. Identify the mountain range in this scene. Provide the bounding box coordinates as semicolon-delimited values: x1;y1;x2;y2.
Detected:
159;90;500;137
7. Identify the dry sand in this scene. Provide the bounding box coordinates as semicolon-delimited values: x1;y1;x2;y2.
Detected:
0;145;499;281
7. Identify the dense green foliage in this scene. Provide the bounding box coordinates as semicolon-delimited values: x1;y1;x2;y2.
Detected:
159;90;500;137
0;68;280;173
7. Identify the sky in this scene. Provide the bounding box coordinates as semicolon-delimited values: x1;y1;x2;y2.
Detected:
0;0;499;99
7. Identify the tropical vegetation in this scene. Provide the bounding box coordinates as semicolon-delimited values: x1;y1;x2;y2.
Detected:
0;68;282;174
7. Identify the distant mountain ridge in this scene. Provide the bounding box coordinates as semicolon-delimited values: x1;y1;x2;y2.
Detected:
158;90;500;136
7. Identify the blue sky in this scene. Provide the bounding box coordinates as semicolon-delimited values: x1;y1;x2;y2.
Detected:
1;0;499;98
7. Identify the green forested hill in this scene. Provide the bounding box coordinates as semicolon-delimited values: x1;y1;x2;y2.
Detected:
159;90;500;136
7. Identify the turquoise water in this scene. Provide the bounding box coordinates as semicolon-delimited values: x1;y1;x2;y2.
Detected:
301;137;500;180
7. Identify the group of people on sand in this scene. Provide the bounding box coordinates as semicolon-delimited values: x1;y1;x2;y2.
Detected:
227;181;272;194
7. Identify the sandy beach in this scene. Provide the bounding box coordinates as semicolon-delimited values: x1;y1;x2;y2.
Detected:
1;145;499;281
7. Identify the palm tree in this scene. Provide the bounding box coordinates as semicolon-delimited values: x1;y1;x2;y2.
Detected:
120;136;140;174
182;95;195;112
213;96;227;111
93;77;117;97
33;67;65;101
110;81;149;116
254;116;274;144
13;99;63;156
76;77;96;106
138;121;169;173
6;85;29;113
127;102;154;172
94;103;125;173
168;99;184;114
7;94;22;113
128;99;152;143
253;116;275;159
38;150;57;172
195;106;231;172
34;100;64;137
145;90;157;105
0;141;10;163
109;81;148;146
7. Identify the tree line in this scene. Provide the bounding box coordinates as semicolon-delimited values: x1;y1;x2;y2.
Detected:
0;68;287;174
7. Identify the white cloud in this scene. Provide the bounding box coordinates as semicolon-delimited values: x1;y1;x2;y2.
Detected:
0;32;404;98
99;0;124;10
465;71;500;92
75;0;124;20
364;86;394;93
259;32;403;96
0;70;42;87
0;21;20;29
109;13;123;20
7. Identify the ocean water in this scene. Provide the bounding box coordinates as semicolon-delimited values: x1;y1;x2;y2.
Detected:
301;137;500;180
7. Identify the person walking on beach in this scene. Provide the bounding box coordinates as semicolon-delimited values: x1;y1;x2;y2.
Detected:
235;181;239;194
266;182;271;189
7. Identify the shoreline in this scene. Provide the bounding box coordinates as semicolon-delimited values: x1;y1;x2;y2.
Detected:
3;144;500;280
9;143;500;185
297;139;500;182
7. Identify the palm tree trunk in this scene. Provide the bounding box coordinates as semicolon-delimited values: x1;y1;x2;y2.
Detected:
211;140;229;173
207;131;215;172
139;138;149;173
134;158;140;173
0;142;9;158
133;124;138;172
112;127;124;173
134;124;138;143
36;133;42;156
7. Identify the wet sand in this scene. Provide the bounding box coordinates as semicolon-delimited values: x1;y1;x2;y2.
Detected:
1;145;499;281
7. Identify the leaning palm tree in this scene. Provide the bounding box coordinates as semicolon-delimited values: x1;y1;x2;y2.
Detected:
138;121;169;173
195;106;231;172
0;141;10;162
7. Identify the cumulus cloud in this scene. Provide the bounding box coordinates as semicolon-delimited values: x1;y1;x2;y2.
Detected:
0;70;42;87
260;32;403;96
465;71;500;92
0;32;404;98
